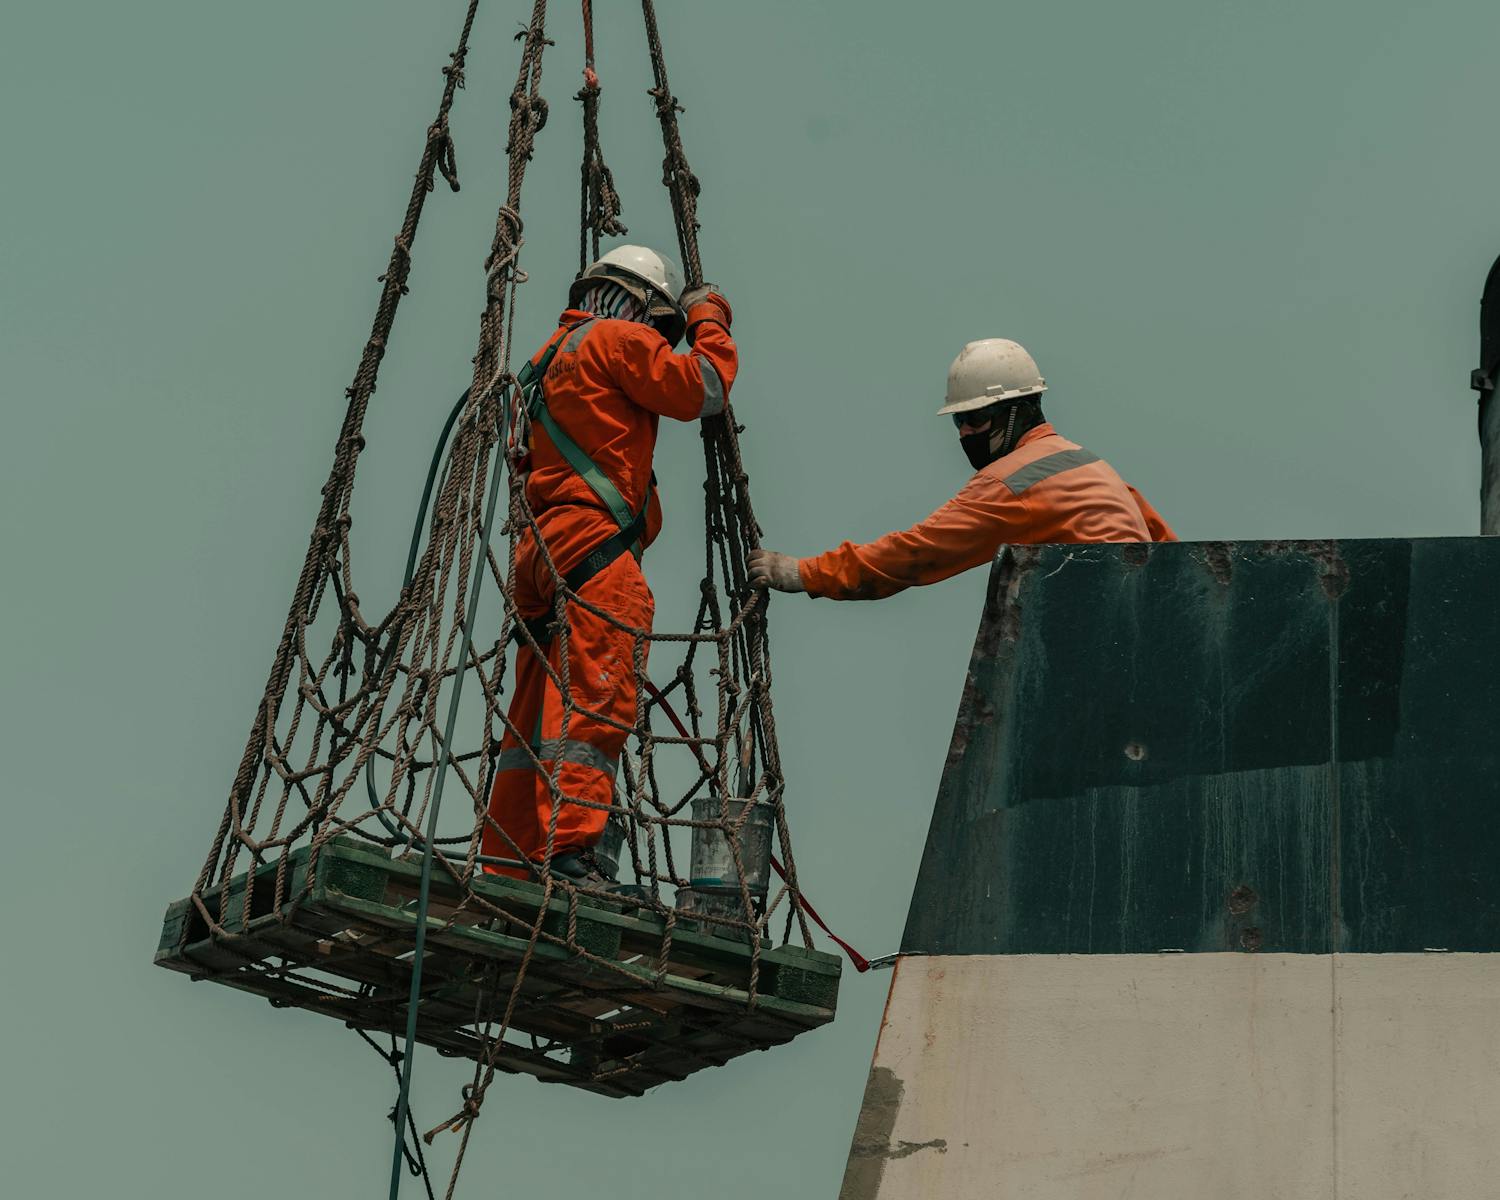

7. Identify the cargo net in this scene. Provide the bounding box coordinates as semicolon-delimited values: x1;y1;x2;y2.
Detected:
180;0;818;1187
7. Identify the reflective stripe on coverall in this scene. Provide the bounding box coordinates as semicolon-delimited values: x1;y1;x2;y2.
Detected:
796;423;1176;601
484;307;737;875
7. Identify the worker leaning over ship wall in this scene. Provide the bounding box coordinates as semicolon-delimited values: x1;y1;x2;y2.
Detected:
748;338;1176;599
482;245;736;886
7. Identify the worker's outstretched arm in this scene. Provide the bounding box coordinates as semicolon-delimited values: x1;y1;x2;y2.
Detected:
609;290;737;422
790;474;1027;601
1127;485;1178;542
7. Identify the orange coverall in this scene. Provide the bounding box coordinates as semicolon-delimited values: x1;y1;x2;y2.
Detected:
798;423;1176;600
484;305;737;875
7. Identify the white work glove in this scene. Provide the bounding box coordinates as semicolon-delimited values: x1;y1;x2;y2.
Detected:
679;285;732;345
679;283;728;314
747;549;803;593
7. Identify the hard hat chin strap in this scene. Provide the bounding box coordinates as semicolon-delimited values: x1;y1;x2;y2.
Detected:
995;403;1021;457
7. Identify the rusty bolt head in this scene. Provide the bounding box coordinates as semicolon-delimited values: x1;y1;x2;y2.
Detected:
1124;741;1148;762
1228;885;1258;915
1239;927;1263;952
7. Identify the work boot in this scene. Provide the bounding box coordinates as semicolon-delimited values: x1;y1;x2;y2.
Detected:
543;849;647;905
547;849;614;888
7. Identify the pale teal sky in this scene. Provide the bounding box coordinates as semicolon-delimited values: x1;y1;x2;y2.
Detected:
3;1;1497;1196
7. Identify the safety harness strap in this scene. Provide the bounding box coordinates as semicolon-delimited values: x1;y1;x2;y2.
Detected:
524;318;649;536
511;501;648;652
532;406;640;529
508;319;657;652
562;503;648;593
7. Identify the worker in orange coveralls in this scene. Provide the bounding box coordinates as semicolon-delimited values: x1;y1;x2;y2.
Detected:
748;338;1173;600
482;246;735;885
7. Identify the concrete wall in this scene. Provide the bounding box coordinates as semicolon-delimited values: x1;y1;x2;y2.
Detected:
841;953;1500;1200
848;542;1500;1198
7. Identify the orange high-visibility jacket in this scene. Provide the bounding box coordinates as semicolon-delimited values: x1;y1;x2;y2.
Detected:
523;306;738;576
798;423;1176;601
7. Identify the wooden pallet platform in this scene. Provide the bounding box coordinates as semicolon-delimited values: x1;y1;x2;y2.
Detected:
155;837;840;1098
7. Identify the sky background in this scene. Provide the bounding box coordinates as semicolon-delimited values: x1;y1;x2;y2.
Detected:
3;1;1498;1196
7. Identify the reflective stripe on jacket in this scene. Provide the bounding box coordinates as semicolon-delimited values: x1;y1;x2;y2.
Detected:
524;306;737;575
797;423;1177;601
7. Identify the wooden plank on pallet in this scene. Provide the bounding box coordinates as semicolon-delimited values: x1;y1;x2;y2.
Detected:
155;832;840;1099
314;889;833;1042
320;838;842;1001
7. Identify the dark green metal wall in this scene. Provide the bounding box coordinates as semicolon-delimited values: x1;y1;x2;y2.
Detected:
903;539;1500;955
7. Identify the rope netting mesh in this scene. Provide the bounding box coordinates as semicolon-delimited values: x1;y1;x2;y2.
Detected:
183;0;813;1190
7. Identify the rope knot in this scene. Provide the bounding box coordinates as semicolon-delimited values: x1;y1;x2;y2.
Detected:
648;85;684;117
484;208;526;299
509;90;550;135
459;1084;483;1121
495;205;523;241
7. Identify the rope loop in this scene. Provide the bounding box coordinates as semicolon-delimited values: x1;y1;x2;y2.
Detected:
429;117;460;192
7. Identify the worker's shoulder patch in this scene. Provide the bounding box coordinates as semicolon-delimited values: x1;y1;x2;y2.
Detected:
560;321;597;354
1001;447;1101;495
545;321;604;383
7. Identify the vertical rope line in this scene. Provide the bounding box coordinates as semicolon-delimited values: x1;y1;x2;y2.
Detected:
639;0;701;285
386;393;512;1200
637;0;812;944
578;0;625;272
388;3;554;1196
200;0;482;898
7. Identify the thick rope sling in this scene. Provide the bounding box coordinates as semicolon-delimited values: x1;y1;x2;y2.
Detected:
181;3;815;1196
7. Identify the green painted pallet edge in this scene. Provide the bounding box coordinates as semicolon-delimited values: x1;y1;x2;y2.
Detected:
154;834;840;1016
318;837;843;976
320;890;835;1027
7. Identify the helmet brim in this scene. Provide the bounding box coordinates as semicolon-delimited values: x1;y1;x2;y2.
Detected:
937;385;1046;417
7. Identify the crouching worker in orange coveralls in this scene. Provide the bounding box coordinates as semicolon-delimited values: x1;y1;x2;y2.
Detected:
748;339;1173;600
482;246;736;886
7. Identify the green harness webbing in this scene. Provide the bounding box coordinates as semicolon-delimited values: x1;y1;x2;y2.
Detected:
511;319;654;651
522;318;651;551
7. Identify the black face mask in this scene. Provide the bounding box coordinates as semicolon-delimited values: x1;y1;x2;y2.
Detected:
959;428;996;471
956;403;1021;470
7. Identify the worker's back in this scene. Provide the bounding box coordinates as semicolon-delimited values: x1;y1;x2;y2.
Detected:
524;310;665;542
792;421;1174;601
520;303;737;578
982;424;1161;543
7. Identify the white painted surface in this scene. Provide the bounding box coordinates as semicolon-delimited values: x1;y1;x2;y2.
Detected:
841;954;1500;1200
1335;955;1500;1199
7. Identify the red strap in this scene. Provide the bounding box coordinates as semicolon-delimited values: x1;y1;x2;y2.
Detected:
769;853;870;973
581;0;596;70
640;678;871;973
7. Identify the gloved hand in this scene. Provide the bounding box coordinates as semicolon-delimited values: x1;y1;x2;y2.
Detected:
747;549;804;593
680;284;732;344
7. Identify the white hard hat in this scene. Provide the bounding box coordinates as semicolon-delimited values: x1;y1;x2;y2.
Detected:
938;338;1047;416
569;244;688;345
